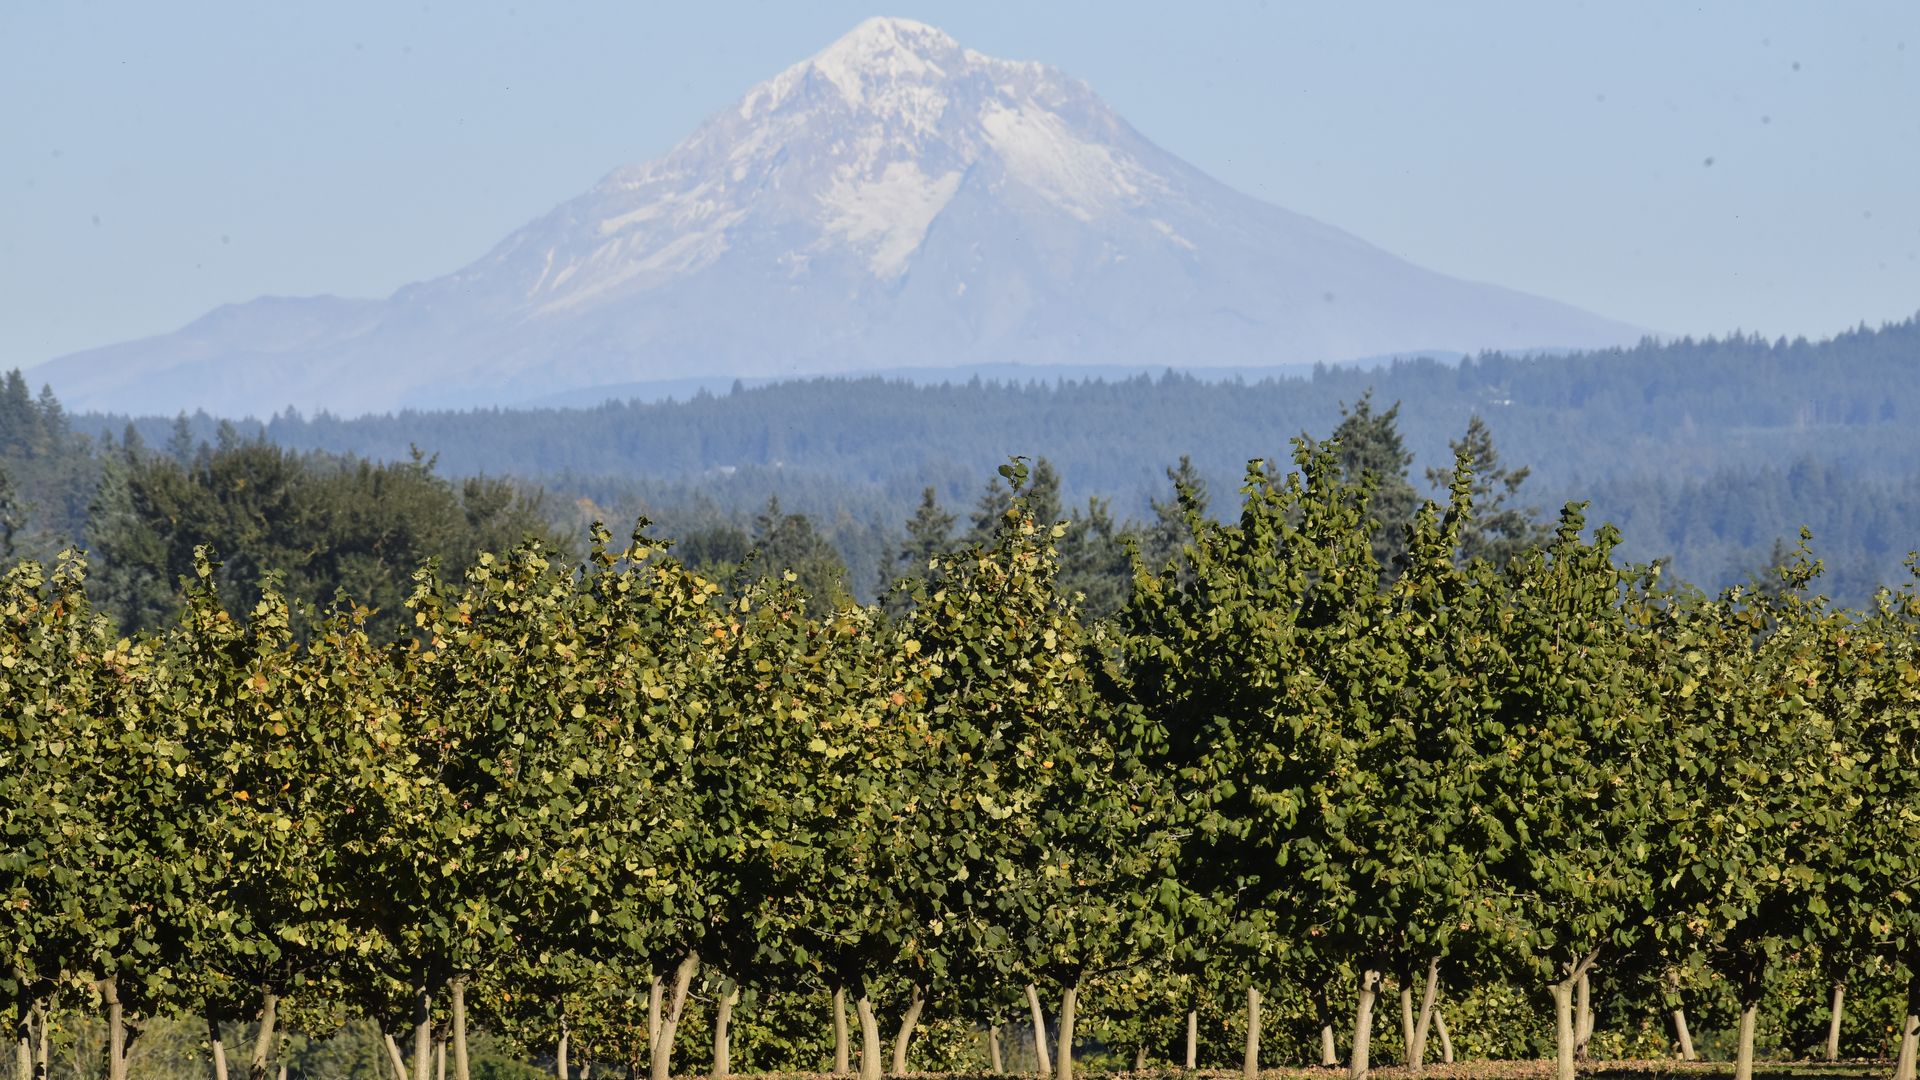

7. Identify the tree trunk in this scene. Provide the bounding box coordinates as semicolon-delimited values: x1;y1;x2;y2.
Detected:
384;1033;410;1080
1134;1047;1147;1071
102;977;127;1080
651;951;699;1080
1574;971;1593;1060
1054;983;1079;1080
892;983;926;1075
712;981;738;1080
1244;985;1261;1080
1733;1000;1758;1080
452;975;471;1080
280;1065;290;1080
1671;1007;1696;1061
1320;1024;1338;1068
1025;985;1052;1079
436;1033;448;1080
1349;970;1381;1080
250;991;280;1080
989;1024;1003;1074
1433;1008;1453;1064
15;996;33;1080
413;985;435;1080
1398;986;1415;1069
207;1008;230;1080
558;1023;571;1080
32;1000;48;1080
834;988;851;1075
649;978;663;1052
1186;1009;1199;1070
854;993;883;1080
1409;959;1439;1071
1826;982;1845;1062
1551;979;1576;1080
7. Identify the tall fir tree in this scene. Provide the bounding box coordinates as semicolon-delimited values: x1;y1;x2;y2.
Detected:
1058;495;1134;620
969;457;1062;543
1423;414;1550;567
1321;390;1417;575
1142;455;1211;572
878;486;956;617
750;495;852;615
0;462;18;559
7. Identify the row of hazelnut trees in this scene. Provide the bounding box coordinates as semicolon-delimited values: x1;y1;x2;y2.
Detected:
5;447;1920;1080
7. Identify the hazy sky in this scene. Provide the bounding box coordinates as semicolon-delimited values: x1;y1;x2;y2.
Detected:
5;1;1916;367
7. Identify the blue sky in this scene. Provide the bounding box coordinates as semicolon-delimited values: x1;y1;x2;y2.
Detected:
4;1;1916;366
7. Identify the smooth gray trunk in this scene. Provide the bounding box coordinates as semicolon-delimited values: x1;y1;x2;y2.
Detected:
1552;979;1576;1080
250;991;279;1080
1898;1001;1919;1080
384;1033;410;1080
651;951;699;1080
1025;985;1052;1079
15;997;33;1080
1243;985;1261;1080
31;1002;46;1080
1733;1000;1758;1080
207;1008;230;1080
833;988;851;1075
892;984;925;1075
1398;988;1414;1069
1672;1007;1696;1061
1133;1047;1147;1071
1186;1009;1199;1070
854;994;883;1080
1432;1008;1453;1064
1409;960;1439;1071
436;1034;447;1080
1349;970;1381;1080
1320;1023;1338;1068
1826;982;1845;1062
102;978;127;1080
989;1024;1003;1074
1054;983;1079;1080
558;1026;570;1080
413;987;434;1080
1574;972;1593;1059
452;976;471;1080
648;978;663;1051
712;982;738;1079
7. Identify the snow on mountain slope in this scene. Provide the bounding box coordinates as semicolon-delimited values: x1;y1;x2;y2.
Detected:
34;17;1645;417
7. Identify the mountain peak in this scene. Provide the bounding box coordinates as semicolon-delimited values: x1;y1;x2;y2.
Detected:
821;16;959;64
31;18;1646;417
745;16;984;119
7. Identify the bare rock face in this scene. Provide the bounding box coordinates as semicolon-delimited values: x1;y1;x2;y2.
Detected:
36;17;1642;417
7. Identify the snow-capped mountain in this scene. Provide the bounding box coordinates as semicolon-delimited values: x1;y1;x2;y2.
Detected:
35;17;1644;417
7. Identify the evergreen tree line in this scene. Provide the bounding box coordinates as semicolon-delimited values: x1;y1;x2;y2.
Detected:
22;315;1920;608
6;441;1920;1080
3;374;1539;636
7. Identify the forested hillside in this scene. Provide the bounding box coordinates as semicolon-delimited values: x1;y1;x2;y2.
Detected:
7;317;1919;613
